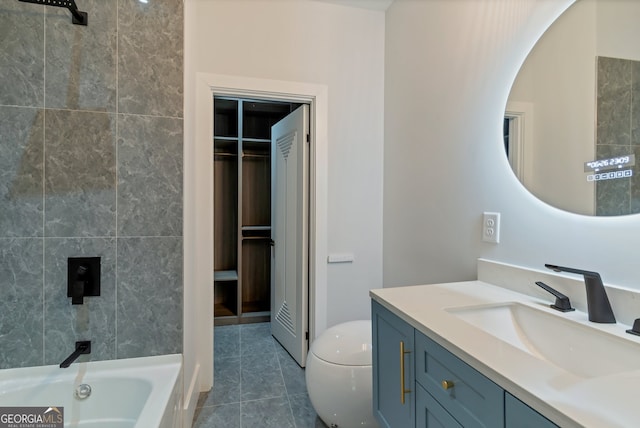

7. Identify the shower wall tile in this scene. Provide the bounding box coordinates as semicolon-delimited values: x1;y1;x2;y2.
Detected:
44;109;116;237
0;0;183;369
0;238;44;369
0;1;44;107
597;57;631;147
0;106;43;237
117;114;183;236
632;61;640;146
45;0;117;112
595;145;631;216
116;237;182;359
117;0;183;118
631;145;640;214
43;238;116;365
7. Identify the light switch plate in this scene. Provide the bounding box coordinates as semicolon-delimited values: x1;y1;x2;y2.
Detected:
327;253;354;263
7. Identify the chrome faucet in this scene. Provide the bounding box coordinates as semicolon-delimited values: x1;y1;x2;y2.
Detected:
545;264;616;323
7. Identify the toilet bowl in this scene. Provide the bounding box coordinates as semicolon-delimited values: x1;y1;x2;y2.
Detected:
305;320;378;428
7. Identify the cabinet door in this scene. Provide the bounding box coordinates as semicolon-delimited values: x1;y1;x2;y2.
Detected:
415;331;504;428
372;300;415;428
505;393;558;428
416;384;462;428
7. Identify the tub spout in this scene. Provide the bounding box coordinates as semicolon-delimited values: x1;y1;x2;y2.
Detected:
60;341;91;368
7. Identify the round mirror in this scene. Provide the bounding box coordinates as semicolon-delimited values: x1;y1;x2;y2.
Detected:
506;0;640;216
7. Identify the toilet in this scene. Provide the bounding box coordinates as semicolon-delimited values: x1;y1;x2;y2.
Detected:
305;320;379;428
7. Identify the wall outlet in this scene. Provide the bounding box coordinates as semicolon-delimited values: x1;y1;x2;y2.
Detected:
482;212;500;244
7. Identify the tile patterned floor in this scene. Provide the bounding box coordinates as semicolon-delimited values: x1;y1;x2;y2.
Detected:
192;323;328;428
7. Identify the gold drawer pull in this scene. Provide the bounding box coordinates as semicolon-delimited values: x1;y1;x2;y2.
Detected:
441;380;455;390
400;341;412;404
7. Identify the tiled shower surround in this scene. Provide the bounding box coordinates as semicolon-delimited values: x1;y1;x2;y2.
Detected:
0;0;183;368
596;56;640;216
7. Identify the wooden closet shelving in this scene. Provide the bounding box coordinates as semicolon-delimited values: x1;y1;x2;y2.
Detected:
213;97;298;325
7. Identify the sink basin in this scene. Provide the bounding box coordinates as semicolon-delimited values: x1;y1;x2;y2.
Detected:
446;303;640;379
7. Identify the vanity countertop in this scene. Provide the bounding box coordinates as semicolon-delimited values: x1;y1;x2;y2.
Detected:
370;281;640;428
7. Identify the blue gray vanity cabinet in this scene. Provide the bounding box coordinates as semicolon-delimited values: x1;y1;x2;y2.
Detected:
415;330;504;428
372;300;415;428
416;383;462;427
372;300;559;428
505;393;558;428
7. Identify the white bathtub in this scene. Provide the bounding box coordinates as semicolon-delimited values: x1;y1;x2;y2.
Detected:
0;354;182;428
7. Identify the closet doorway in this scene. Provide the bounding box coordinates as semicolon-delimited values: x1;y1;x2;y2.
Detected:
213;96;311;366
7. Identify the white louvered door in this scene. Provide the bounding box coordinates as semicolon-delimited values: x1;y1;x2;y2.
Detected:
270;105;309;367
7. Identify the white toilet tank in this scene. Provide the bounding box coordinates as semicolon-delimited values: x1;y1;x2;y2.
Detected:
305;320;379;428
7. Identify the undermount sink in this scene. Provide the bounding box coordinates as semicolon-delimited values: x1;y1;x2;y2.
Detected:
446;302;640;379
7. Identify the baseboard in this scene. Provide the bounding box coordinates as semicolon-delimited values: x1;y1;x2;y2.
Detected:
182;362;201;428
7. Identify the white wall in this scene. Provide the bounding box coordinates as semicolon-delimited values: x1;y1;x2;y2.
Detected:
384;0;640;292
596;0;640;59
185;0;384;328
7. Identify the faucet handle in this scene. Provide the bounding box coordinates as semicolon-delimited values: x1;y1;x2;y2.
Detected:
626;319;640;336
535;281;575;312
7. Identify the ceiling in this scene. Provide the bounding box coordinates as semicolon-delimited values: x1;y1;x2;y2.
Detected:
311;0;394;11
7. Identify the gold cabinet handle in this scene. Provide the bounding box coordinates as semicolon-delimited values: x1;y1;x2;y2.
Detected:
400;341;411;404
441;380;455;390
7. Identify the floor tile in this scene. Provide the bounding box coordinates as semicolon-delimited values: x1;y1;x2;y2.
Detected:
276;341;308;396
241;396;295;428
240;322;275;355
203;356;240;406
193;403;240;428
214;324;240;361
289;393;328;428
241;351;287;401
194;322;329;428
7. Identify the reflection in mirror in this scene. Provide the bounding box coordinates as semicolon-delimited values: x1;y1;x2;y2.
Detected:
505;0;640;216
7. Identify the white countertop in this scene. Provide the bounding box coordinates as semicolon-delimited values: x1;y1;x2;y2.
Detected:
370;281;640;428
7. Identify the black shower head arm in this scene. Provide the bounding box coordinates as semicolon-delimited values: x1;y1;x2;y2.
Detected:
18;0;88;26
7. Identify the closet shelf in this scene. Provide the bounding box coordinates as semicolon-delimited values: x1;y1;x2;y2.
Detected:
242;225;271;231
214;270;238;281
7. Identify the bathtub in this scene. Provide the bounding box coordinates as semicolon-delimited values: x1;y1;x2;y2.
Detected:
0;354;182;428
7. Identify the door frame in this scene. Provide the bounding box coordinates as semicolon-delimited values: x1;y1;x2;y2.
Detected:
505;101;534;186
191;73;328;390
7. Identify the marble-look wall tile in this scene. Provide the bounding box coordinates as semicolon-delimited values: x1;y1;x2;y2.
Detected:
43;238;116;365
0;238;44;369
632;60;640;146
631;145;640;214
44;109;116;237
117;114;183;236
45;0;117;112
118;0;183;117
116;237;182;358
597;57;631;147
0;1;44;107
0;0;183;370
595;144;631;216
0;106;43;237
